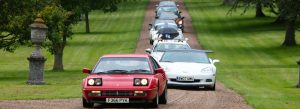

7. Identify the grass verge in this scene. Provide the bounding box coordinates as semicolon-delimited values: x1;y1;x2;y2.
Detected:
185;0;300;109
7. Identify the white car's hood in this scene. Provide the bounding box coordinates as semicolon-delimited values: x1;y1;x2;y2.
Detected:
151;52;164;61
159;62;215;75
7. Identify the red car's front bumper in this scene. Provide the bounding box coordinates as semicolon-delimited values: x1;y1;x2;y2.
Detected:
83;87;158;103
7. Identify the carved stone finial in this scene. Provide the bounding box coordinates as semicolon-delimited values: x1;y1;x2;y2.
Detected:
34;13;45;24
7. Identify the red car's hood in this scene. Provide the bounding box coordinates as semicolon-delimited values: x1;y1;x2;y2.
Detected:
86;74;155;89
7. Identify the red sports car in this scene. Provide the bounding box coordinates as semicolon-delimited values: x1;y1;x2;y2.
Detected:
82;54;168;108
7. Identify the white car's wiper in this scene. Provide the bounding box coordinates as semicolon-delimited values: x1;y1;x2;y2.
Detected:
156;50;166;52
161;60;173;63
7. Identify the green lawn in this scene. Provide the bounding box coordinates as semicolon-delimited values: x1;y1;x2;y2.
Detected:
0;0;147;100
185;0;300;109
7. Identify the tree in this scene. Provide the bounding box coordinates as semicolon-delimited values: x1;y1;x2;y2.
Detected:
280;0;300;46
0;0;82;71
40;4;70;71
0;0;35;52
255;0;266;17
228;0;271;17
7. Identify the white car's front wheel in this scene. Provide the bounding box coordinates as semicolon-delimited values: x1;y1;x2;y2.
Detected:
206;83;216;91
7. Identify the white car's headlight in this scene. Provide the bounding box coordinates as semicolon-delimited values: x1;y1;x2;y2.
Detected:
201;67;213;73
161;66;170;72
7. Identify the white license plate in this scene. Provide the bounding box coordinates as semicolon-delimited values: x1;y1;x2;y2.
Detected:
176;76;194;81
106;98;129;103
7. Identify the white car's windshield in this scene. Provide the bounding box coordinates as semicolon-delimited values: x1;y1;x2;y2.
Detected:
158;7;178;12
154;44;190;52
93;57;151;74
160;51;210;63
158;14;178;20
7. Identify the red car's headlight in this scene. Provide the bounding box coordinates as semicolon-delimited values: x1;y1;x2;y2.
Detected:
134;78;148;86
87;78;102;86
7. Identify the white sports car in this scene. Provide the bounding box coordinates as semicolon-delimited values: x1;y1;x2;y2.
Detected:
145;40;190;61
159;49;219;90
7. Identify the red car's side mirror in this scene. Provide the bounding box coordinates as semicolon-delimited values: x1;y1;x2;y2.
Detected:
82;68;91;74
155;68;165;74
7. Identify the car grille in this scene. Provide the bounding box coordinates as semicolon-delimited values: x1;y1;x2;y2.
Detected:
102;91;134;96
170;79;201;83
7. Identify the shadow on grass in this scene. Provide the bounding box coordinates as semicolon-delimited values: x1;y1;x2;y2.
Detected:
73;30;137;35
66;37;136;47
197;17;285;36
0;76;26;81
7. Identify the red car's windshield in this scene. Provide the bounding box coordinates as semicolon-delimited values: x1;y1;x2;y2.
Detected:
93;57;151;74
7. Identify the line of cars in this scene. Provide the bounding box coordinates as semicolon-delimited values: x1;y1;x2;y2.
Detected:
147;1;219;90
80;1;219;108
149;1;185;45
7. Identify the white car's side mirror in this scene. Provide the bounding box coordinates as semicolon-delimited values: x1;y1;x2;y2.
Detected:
145;48;151;54
148;24;152;30
212;59;220;64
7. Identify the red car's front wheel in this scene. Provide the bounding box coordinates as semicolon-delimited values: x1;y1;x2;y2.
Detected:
150;90;159;108
159;85;167;104
82;97;94;108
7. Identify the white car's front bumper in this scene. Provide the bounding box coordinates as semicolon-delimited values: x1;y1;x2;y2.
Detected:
167;74;215;87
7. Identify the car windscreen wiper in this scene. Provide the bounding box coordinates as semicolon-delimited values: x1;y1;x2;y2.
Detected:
160;60;173;63
106;70;129;73
94;71;106;74
156;50;166;52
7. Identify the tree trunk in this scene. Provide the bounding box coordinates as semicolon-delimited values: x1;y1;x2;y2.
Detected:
223;0;234;5
282;19;297;46
52;25;68;71
255;1;266;17
53;48;64;71
84;11;90;33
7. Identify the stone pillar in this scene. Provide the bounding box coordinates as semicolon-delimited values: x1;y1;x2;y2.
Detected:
27;57;46;85
27;14;48;85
